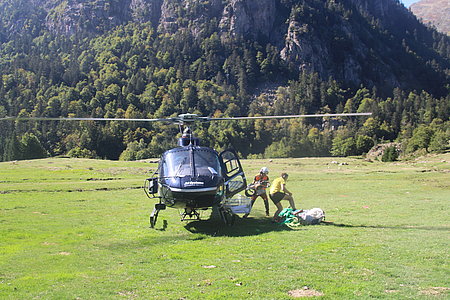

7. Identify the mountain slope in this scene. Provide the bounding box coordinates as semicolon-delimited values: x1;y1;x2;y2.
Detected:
0;0;448;94
411;0;450;35
0;0;449;160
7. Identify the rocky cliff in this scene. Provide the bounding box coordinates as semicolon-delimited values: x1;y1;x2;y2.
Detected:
1;0;448;94
218;0;278;40
279;0;410;88
411;0;450;35
43;0;164;35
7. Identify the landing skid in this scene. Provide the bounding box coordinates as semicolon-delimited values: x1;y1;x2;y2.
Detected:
218;206;235;226
150;203;166;228
150;208;159;228
150;204;236;227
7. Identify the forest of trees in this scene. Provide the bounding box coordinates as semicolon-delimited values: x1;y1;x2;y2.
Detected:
0;0;449;161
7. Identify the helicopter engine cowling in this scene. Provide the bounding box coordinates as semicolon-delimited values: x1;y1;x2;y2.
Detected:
178;137;200;147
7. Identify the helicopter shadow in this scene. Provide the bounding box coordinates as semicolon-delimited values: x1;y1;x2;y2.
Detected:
184;216;294;237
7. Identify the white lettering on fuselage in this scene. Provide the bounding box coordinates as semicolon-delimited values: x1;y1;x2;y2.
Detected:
184;181;205;187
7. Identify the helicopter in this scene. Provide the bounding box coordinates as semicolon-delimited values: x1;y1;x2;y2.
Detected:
1;112;372;227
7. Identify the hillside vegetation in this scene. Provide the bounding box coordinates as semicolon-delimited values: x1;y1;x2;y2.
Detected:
0;0;449;161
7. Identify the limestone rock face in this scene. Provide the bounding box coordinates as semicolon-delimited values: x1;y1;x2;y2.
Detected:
45;0;132;35
130;0;163;25
158;0;223;36
44;0;163;35
280;20;331;80
157;0;277;39
158;0;179;34
279;1;404;89
348;0;396;18
219;0;276;40
5;0;442;92
411;0;450;35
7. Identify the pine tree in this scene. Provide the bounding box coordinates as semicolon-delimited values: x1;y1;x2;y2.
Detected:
3;135;23;161
21;133;47;160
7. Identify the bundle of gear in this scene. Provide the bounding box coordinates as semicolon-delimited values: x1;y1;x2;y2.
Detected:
277;208;325;226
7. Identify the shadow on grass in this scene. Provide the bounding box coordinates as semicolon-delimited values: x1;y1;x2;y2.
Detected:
322;221;450;231
99;218;291;251
184;216;294;237
155;220;168;231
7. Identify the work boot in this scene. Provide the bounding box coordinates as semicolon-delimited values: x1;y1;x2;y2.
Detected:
272;216;282;223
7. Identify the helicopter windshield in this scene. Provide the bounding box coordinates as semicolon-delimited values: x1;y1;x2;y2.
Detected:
162;147;221;178
194;149;221;176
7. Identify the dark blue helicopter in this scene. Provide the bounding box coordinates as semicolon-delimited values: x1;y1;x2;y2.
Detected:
1;112;372;227
144;115;248;227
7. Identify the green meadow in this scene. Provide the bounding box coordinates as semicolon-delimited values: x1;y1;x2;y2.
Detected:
1;154;449;299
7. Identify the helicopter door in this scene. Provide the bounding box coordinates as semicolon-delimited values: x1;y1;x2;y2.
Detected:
219;149;247;198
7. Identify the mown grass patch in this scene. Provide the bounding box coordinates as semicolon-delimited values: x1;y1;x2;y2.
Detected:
1;155;449;299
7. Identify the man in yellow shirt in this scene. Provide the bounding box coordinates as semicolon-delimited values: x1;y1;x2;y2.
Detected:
269;173;296;222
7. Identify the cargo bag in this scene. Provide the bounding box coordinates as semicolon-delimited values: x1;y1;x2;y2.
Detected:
278;208;325;225
296;208;325;225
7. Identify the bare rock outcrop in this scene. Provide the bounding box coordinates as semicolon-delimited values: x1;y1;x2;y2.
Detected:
367;142;402;160
219;0;276;40
130;0;163;25
158;0;223;37
411;0;450;35
18;0;440;94
45;0;131;35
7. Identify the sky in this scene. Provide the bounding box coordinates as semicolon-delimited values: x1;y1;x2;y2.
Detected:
400;0;421;8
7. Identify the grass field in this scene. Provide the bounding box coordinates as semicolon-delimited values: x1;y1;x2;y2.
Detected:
1;154;449;299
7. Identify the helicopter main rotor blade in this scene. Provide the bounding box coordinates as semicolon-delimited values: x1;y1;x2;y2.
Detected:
0;116;171;122
208;112;372;121
0;112;372;123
